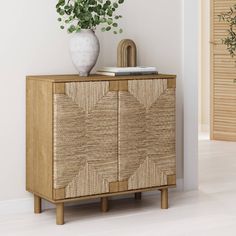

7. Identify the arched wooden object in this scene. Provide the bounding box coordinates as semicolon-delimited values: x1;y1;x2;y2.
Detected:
117;39;141;200
117;39;137;67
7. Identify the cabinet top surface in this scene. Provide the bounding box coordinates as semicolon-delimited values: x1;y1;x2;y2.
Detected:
27;74;176;83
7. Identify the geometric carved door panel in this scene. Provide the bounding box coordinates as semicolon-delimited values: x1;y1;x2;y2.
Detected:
53;81;118;199
118;79;176;191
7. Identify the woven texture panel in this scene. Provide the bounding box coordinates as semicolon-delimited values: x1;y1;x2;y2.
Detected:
54;82;118;198
54;79;176;198
118;80;176;190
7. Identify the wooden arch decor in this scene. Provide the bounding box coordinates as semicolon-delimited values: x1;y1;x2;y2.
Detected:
117;39;143;200
117;39;137;67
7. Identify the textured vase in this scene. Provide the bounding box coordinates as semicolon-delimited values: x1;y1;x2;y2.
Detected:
69;29;100;77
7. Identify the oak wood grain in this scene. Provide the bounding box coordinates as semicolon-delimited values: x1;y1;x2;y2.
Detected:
26;80;53;199
210;0;236;141
27;74;176;83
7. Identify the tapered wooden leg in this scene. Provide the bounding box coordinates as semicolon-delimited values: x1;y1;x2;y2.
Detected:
135;192;142;200
34;195;42;214
56;203;64;225
161;188;168;209
101;197;109;212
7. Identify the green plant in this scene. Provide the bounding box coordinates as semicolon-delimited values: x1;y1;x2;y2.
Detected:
219;5;236;57
56;0;124;34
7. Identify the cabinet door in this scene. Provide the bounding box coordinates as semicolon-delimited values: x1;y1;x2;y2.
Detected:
53;82;118;199
118;79;176;191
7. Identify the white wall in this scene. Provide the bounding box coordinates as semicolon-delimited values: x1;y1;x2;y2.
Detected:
0;0;78;201
0;0;198;203
200;0;210;131
183;0;199;190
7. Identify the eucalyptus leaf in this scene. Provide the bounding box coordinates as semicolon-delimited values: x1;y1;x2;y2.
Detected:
56;0;124;34
219;4;236;57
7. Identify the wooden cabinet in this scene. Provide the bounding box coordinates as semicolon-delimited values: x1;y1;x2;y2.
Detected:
26;74;176;225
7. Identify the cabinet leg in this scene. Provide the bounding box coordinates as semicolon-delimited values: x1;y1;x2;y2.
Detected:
56;203;64;225
34;195;42;214
101;197;109;212
161;188;168;209
135;192;142;200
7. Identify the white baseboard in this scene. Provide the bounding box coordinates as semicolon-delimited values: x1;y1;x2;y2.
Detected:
0;178;184;214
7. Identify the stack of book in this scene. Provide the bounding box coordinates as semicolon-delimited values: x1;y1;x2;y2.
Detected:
96;67;158;76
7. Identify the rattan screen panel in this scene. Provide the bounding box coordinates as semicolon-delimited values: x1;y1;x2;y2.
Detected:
211;0;236;141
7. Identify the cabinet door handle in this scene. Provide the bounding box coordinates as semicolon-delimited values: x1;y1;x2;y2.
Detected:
233;79;236;83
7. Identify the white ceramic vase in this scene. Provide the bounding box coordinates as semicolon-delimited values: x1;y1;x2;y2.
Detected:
69;29;100;77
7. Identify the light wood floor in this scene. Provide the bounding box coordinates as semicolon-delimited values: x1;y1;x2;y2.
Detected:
1;133;236;236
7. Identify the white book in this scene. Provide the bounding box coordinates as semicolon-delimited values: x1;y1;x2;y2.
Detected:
98;66;157;73
96;71;158;76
